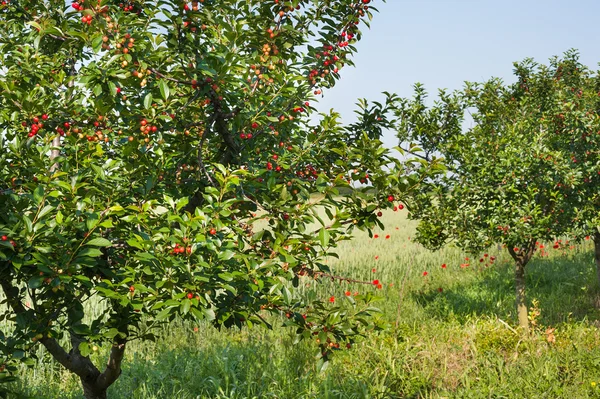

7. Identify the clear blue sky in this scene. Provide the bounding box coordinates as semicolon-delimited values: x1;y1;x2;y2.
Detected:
316;0;600;147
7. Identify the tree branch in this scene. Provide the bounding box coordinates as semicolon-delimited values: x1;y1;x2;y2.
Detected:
95;340;126;390
0;278;97;379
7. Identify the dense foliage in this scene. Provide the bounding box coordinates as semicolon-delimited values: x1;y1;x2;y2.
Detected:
0;1;439;397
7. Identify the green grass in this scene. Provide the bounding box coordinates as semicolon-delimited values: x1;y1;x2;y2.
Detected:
10;210;600;398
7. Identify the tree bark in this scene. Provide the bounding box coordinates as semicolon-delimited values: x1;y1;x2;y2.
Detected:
507;239;536;332
81;380;107;399
514;259;528;331
594;231;600;289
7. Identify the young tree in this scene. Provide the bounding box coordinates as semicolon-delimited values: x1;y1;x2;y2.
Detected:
0;1;436;397
395;53;590;331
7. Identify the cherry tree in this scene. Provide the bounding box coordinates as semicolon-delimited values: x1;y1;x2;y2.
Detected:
395;53;592;330
0;0;438;397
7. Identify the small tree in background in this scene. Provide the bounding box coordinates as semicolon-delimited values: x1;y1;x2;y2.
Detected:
395;52;593;331
0;1;440;397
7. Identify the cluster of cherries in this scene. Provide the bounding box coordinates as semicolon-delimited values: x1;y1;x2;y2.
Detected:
0;235;16;248
171;243;191;255
22;114;48;138
182;1;205;12
118;2;141;13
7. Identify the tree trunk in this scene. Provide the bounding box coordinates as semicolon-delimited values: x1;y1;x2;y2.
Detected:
508;241;536;332
514;260;529;332
82;380;107;399
595;231;600;289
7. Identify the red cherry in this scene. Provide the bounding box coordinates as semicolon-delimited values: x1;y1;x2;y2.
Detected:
398;204;404;210
251;122;259;129
377;211;382;217
387;195;394;202
209;228;217;235
187;292;193;299
41;114;48;120
1;235;7;241
129;286;135;292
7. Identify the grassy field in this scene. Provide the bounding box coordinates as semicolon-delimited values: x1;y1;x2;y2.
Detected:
11;209;600;398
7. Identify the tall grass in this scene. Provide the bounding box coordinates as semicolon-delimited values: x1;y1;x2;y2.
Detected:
10;210;600;398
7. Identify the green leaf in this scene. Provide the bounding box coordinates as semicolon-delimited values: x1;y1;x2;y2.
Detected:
37;204;54;220
158;79;170;100
108;81;118;97
55;211;64;225
218;250;235;261
78;342;92;357
318;228;330;247
91;35;103;53
180;299;191;315
33;185;44;205
27;21;42;31
143;93;153;109
203;308;215;321
85;237;112;247
28;276;45;289
77;248;103;258
103;328;120;339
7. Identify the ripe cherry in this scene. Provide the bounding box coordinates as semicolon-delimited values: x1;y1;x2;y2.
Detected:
1;235;7;241
187;292;193;299
209;228;217;235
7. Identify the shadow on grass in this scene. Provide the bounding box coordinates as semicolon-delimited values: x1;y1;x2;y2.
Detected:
413;249;600;326
16;327;376;399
